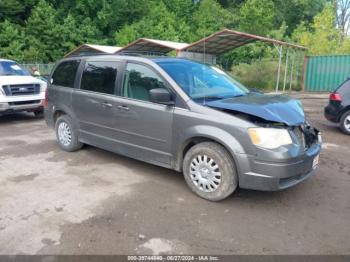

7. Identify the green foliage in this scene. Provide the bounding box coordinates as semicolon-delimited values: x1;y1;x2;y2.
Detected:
0;0;24;21
239;0;275;36
231;60;280;90
293;4;350;55
0;0;38;24
0;0;341;66
274;0;327;36
0;20;25;61
231;60;302;91
116;1;188;45
191;0;235;39
24;0;62;62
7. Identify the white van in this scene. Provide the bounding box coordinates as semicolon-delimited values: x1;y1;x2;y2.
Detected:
0;59;47;117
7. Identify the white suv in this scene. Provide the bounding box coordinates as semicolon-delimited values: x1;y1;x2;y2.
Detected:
0;59;47;117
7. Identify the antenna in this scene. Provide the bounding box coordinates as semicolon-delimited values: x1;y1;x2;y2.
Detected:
203;34;206;105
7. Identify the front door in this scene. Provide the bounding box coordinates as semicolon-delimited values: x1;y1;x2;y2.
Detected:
113;62;174;166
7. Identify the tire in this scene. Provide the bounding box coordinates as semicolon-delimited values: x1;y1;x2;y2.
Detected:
340;111;350;135
55;115;83;152
34;109;44;118
182;142;238;201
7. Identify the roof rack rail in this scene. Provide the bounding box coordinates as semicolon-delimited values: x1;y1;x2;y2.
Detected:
118;51;169;57
66;52;117;58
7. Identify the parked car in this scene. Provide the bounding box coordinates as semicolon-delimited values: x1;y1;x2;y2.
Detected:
45;56;322;201
325;78;350;135
0;59;47;117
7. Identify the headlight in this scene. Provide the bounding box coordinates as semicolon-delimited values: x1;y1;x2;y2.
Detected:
248;128;293;149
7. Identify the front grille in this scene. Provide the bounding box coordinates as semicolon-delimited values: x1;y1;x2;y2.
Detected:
8;100;40;106
2;84;40;96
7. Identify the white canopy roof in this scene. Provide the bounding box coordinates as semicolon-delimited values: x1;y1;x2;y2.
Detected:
116;38;189;54
65;44;122;57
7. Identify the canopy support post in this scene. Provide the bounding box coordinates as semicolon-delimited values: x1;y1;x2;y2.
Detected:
289;51;295;93
275;45;283;93
283;49;289;92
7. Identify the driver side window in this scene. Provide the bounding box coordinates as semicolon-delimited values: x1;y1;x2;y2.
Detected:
122;63;167;102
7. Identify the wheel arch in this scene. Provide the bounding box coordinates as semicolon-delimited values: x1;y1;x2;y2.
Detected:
339;105;350;121
174;126;246;173
52;104;79;128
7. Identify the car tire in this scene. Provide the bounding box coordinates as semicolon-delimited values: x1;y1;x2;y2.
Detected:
55;115;83;152
340;111;350;135
34;109;44;118
183;142;238;201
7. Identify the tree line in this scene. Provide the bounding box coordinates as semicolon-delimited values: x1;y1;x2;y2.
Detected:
0;0;349;65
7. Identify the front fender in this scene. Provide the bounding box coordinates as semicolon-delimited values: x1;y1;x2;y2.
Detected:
174;125;248;171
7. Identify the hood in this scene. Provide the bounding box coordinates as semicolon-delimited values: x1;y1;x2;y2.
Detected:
206;93;305;126
0;75;46;86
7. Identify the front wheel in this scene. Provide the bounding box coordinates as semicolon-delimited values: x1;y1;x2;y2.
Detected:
340;111;350;135
55;115;83;152
183;142;238;201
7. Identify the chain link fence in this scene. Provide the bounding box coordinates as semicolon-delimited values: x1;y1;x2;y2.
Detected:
20;63;55;77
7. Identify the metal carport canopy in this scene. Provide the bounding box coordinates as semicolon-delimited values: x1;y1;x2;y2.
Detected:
116;38;189;54
180;28;307;54
64;44;122;57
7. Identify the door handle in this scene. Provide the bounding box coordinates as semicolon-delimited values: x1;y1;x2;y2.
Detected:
117;105;129;111
101;102;113;108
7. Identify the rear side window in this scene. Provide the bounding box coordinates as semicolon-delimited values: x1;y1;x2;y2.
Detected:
52;60;80;88
80;61;118;95
337;79;350;96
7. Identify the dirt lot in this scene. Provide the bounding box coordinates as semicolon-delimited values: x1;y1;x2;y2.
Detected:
0;95;349;255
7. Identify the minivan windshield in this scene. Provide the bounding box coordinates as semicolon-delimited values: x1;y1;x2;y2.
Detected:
0;61;30;76
156;59;249;101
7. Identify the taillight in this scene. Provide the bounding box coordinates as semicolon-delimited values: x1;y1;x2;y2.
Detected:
329;93;342;102
43;88;49;107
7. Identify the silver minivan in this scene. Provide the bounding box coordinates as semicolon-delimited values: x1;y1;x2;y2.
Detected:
45;55;322;201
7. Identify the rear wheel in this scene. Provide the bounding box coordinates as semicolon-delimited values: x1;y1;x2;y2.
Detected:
183;142;238;201
340;111;350;135
55;115;83;152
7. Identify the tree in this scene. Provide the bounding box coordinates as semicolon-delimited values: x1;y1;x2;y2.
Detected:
191;0;235;40
59;15;104;52
0;0;23;21
292;4;349;55
24;0;62;62
335;0;350;37
0;20;25;61
273;0;327;36
239;0;275;36
61;0;151;41
0;0;338;63
0;0;39;24
115;1;189;45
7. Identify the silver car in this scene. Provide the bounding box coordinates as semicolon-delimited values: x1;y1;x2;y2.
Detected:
44;55;322;201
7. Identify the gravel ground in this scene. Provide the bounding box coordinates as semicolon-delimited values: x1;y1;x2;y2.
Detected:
0;95;349;255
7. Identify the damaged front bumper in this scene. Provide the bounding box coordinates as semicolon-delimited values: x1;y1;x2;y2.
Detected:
237;128;322;191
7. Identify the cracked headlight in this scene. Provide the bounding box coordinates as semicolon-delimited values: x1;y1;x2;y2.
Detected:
248;128;293;149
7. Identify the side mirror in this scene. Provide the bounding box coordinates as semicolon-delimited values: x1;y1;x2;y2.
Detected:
149;88;174;105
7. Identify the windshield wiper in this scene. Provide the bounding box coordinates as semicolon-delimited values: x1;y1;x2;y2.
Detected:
201;95;224;100
198;94;245;100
